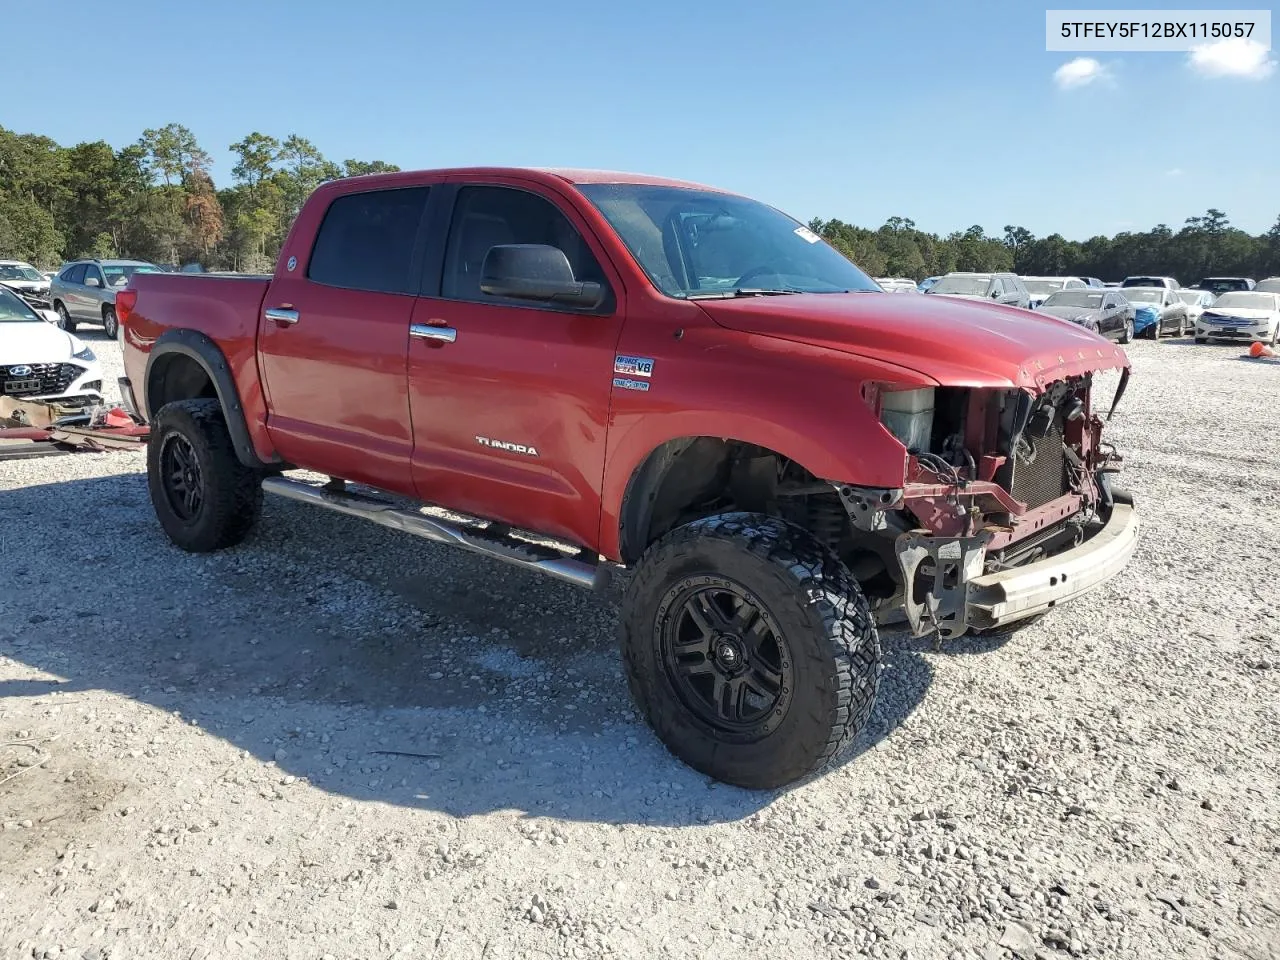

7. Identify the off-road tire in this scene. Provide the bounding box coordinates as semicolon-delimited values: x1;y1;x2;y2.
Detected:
54;302;76;333
102;306;119;340
620;513;880;789
147;398;263;553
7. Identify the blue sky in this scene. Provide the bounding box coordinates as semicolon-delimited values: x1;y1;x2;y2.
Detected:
4;0;1276;239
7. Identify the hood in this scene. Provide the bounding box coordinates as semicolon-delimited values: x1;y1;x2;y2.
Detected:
0;320;75;364
1202;309;1273;321
1038;305;1099;324
697;292;1128;390
0;279;49;293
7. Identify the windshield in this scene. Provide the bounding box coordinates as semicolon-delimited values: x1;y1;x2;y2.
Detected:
1122;277;1163;287
1198;278;1250;294
929;276;989;296
0;286;41;322
1177;290;1207;305
1024;280;1066;296
0;264;42;282
101;263;161;287
1213;292;1275;310
1124;289;1162;304
575;184;878;297
1044;291;1103;308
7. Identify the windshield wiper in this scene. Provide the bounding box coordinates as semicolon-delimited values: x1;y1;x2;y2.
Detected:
687;287;806;300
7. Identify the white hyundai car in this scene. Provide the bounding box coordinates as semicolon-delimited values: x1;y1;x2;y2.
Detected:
1195;291;1280;345
1;285;104;405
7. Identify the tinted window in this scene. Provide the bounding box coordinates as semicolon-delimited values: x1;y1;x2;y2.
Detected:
85;266;104;285
63;264;87;284
308;187;429;294
441;186;607;303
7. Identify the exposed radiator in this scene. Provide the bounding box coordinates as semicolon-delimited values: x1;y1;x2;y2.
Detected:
1008;422;1068;509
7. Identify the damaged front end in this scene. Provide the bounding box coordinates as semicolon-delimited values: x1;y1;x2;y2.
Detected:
840;367;1138;641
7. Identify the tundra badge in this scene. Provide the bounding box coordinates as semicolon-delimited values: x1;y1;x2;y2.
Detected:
476;436;539;457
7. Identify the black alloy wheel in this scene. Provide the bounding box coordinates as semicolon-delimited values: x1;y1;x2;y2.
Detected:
659;578;793;734
159;432;204;522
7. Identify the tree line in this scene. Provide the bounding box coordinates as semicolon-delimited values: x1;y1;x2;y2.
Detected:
3;121;1279;282
0;123;398;273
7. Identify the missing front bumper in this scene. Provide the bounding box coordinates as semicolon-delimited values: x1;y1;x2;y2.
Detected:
895;502;1139;639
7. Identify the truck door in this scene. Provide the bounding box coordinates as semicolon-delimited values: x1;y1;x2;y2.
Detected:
257;185;430;495
406;181;626;550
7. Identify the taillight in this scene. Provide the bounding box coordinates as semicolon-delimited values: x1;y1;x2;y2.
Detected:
115;289;137;325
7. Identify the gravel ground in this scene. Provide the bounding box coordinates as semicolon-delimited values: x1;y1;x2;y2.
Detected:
1;332;1277;960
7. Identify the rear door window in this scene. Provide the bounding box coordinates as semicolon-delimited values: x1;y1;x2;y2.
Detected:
307;187;430;294
63;264;86;284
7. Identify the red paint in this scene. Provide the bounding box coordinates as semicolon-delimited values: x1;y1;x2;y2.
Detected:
121;167;1131;564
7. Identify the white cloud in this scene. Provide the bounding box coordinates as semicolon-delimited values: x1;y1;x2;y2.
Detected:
1165;167;1184;177
1053;57;1111;89
1187;38;1276;79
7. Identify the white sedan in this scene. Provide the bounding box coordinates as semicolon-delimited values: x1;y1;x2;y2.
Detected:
1194;291;1280;345
1;285;103;405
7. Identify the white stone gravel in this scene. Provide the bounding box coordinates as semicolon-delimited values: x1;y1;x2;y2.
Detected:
1;334;1278;960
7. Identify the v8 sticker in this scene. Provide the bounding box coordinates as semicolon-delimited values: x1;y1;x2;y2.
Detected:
614;355;654;378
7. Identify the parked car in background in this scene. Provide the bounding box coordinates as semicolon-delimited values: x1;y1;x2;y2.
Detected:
1121;275;1179;291
1102;281;1121;288
1022;276;1087;309
49;258;163;337
1194;291;1280;344
875;277;919;293
0;285;103;404
1036;288;1135;342
0;260;52;303
1255;277;1280;294
917;275;941;293
1191;277;1255;296
1176;289;1215;327
1081;277;1105;288
925;271;1030;308
1121;286;1189;339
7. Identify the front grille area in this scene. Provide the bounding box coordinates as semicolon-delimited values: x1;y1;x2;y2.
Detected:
1008;422;1068;509
1;362;79;396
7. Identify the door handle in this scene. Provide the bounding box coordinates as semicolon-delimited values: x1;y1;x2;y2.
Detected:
266;307;299;326
410;323;457;344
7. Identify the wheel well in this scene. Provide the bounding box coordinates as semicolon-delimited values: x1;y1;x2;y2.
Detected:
102;302;116;318
618;437;901;599
147;353;217;417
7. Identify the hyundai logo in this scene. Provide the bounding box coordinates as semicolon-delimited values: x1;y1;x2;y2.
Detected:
8;365;32;377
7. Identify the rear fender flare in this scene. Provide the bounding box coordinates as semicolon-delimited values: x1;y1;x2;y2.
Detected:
144;329;278;469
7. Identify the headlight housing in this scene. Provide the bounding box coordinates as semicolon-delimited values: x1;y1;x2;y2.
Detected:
72;342;95;362
878;387;935;452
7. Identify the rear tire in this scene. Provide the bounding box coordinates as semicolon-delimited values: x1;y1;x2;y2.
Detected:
54;302;76;333
1194;337;1207;344
1151;319;1161;341
620;513;880;789
102;306;119;340
147;398;263;553
1119;318;1133;344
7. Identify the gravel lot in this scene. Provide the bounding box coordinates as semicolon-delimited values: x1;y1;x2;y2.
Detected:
2;331;1278;960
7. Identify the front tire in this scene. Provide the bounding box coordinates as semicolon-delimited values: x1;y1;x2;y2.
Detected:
621;513;880;789
54;302;76;333
147;398;263;553
102;306;119;340
1119;318;1134;344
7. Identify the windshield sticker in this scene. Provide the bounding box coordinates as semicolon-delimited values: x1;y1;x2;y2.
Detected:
613;377;650;392
614;355;654;378
793;226;821;244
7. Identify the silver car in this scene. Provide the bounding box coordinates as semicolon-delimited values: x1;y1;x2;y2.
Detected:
49;258;162;337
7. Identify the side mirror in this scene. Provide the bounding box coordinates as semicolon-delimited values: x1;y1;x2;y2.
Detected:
480;244;603;309
85;276;100;288
990;290;1001;299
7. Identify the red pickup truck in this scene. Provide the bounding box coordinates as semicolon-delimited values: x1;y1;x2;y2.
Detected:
117;167;1138;789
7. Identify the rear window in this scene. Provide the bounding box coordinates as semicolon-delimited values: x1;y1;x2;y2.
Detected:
308;187;429;294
